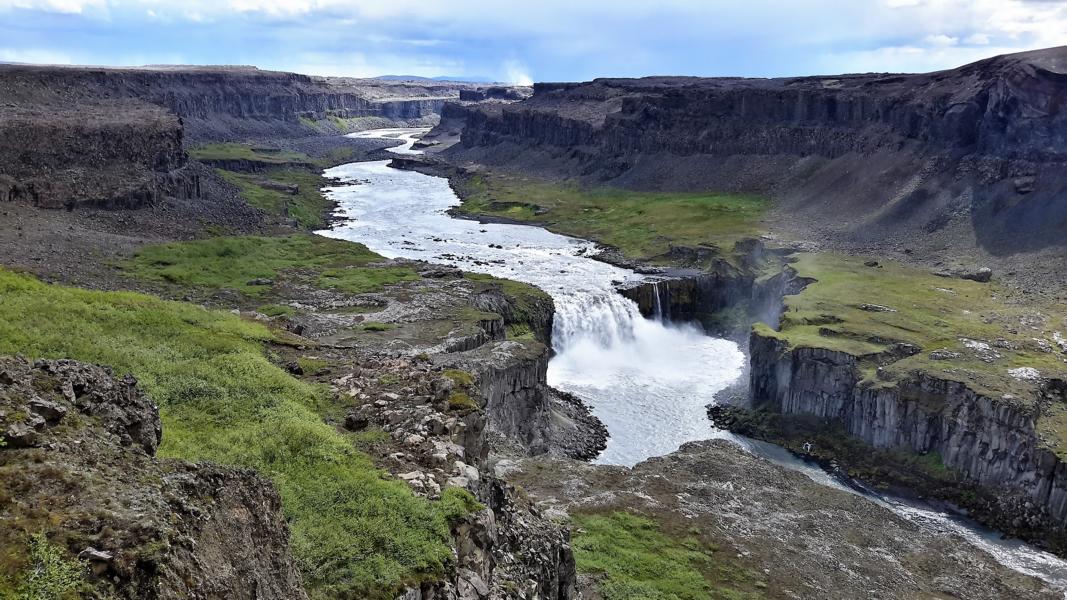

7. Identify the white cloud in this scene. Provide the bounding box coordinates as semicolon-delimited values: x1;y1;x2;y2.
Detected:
965;32;991;45
924;33;959;46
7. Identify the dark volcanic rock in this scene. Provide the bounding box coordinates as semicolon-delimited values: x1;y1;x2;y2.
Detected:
445;46;1067;285
0;356;306;599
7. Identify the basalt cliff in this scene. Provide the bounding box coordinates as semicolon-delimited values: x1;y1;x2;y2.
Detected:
442;45;1067;288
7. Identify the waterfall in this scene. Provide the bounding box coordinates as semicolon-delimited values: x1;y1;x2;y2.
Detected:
651;281;663;321
551;290;643;351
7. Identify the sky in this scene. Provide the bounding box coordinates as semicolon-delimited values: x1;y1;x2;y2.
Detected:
1;0;1066;82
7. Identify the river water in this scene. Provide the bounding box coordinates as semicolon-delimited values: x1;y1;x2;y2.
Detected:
319;128;1067;589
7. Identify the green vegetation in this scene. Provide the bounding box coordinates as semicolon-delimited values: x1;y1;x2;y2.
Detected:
1;533;87;600
297;357;330;375
456;175;768;261
572;512;764;600
464;272;552;341
446;391;478;413
442;369;474;388
0;269;473;599
362;322;394;332
126;234;418;297
257;303;296;317
189;143;312;165
215;168;334;228
763;253;1067;399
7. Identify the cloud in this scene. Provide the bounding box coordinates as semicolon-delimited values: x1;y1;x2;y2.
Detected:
0;0;1065;80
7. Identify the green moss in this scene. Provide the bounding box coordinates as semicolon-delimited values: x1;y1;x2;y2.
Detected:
126;234;418;297
258;304;296;317
2;533;88;600
362;322;394;332
215;168;333;229
446;391;478;413
441;369;474;388
0;269;472;599
455;176;768;262
297;357;330;375
189;143;311;164
572;512;764;600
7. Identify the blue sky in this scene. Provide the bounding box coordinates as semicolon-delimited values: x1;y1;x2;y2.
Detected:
2;0;1066;82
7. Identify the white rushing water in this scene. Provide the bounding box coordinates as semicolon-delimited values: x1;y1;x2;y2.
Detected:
323;129;745;465
320;128;1067;589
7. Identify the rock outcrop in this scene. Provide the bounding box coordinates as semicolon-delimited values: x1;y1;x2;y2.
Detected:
0;103;199;209
0;356;307;599
743;329;1067;550
331;354;579;600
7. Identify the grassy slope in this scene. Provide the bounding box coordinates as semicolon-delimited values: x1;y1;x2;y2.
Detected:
216;168;335;229
572;511;765;600
455;174;768;261
126;234;419;296
188;143;312;164
0;268;474;599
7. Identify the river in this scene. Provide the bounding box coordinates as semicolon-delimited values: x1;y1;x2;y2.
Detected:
318;127;1067;590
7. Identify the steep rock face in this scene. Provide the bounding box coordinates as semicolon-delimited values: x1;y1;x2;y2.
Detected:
446;47;1067;260
331;355;578;600
446;340;554;454
0;104;199;209
0;65;461;142
748;330;1067;545
0;356;306;599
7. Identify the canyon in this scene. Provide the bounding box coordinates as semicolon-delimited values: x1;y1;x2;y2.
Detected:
3;45;1067;599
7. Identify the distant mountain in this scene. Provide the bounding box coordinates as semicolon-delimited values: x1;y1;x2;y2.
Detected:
375;74;496;83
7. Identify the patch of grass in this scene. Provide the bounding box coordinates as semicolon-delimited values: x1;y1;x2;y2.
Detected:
189;143;311;165
297;357;330;375
258;304;296;317
126;234;418;297
506;324;535;340
319;267;420;295
0;269;472;599
215;168;333;229
2;533;88;600
362;322;394;332
446;391;478;413
766;253;1067;401
441;369;474;388
456;175;768;262
572;512;764;600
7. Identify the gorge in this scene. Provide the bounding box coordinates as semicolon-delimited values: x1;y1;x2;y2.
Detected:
2;42;1067;600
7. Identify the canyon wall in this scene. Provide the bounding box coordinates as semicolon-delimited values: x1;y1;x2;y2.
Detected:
0;65;464;141
0;104;199;209
746;330;1067;547
445;46;1067;269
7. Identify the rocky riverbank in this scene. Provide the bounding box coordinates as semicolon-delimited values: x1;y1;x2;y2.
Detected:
506;439;1061;599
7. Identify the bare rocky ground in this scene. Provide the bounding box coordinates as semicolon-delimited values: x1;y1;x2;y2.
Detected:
507;440;1061;600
